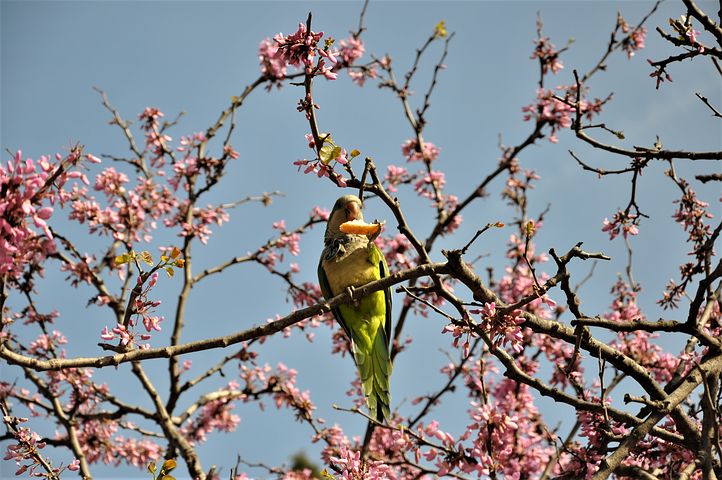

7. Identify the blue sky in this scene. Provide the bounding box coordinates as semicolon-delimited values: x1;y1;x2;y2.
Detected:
2;1;720;478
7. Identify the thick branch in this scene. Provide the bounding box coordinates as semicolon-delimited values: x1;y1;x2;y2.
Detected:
0;263;448;371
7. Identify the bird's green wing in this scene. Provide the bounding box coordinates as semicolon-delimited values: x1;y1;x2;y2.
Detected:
367;242;392;346
367;242;393;420
317;258;352;341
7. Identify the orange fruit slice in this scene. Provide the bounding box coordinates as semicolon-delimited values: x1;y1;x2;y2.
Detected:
339;220;382;235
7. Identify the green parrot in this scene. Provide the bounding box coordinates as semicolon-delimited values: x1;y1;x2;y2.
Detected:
318;194;392;422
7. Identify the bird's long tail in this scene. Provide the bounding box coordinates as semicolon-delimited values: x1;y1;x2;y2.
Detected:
352;328;392;422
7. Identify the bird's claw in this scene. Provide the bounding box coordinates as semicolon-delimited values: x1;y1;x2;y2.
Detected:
346;286;360;307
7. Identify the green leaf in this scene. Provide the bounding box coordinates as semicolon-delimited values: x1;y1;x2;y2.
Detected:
114;253;130;266
165;266;175;278
140;251;154;266
319;145;335;165
161;459;176;474
350;149;361;158
331;146;342;161
147;462;157;475
526;220;536;237
434;20;447;38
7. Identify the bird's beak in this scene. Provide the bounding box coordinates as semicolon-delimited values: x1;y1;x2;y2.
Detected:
345;202;361;221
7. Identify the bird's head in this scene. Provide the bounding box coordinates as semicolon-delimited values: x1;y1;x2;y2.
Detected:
324;194;364;242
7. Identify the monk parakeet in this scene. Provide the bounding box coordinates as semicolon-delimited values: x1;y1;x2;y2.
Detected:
318;195;392;421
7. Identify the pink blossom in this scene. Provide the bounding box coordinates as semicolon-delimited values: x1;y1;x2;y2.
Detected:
272;22;337;81
330;445;393;480
348;65;378;87
311;206;330;221
259;38;287;85
142;316;163;333
522;88;574;142
304;133;316;150
531;36;563;74
0;149;92;280
401;138;440;163
384;165;410;192
624;27;647;58
601;210;639;240
85;153;102;164
100;326;114;341
414;170;445;199
139;107;164;122
337;37;365;65
375;234;415;272
182;388;241;443
223;144;240;159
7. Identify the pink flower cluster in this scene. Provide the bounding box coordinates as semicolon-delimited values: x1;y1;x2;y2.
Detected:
168;202;229;245
601;209;639;240
281;469;315;480
258;22;338;84
673;188;712;256
605;280;677;382
3;422;50;478
522;89;574;143
183;384;242;443
334;36;374;86
624;27;647;58
257;223;301;268
414;170;445;200
618;14;647;59
682;22;705;53
67;107;245;250
337;37;365;66
531;36;564;74
100;272;164;347
75;418;161;467
269;363;315;419
238;363;315;421
71;167;178;244
440;195;463;235
259;38;287;85
94;167;129;198
15;308;60;327
310;206;330;222
293;134;351;187
466;380;553;478
139;107;172;164
0;149;90;280
375;234;415;273
384;165;412;193
401;139;440;163
27;330;67;357
476;303;526;354
331;446;394;480
59;252;97;287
